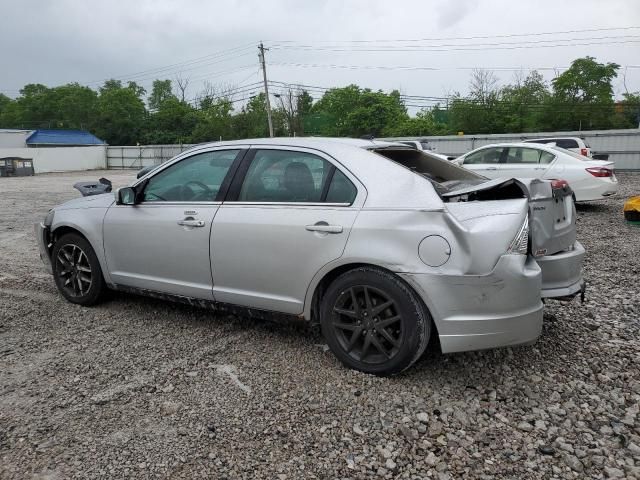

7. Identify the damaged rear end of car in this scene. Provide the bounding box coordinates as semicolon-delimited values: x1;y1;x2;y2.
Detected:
374;146;586;302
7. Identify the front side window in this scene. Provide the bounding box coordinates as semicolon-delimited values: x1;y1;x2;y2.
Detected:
464;147;505;165
143;149;240;202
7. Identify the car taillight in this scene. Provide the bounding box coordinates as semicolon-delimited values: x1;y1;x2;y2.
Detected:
550;179;569;189
586;167;612;178
507;216;529;255
580;148;588;156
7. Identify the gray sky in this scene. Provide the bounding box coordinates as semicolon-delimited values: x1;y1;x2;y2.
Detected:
3;0;640;108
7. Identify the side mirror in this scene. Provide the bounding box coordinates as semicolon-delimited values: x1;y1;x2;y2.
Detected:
116;187;137;205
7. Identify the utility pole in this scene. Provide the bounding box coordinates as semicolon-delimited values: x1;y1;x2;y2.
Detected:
258;42;274;137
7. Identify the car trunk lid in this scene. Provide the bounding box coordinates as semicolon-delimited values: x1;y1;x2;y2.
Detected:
443;177;576;257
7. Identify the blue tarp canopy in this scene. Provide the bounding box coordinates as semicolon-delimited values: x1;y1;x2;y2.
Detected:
26;129;105;146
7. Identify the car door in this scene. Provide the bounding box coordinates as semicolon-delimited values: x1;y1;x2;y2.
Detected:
103;148;243;299
211;146;362;314
498;146;556;179
460;147;506;178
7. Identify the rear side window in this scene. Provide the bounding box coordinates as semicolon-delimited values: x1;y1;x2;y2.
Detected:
464;147;505;164
237;149;356;204
504;147;541;164
326;169;357;204
540;151;556;164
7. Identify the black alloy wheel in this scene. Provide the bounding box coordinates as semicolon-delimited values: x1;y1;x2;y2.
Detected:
55;243;93;298
332;285;403;364
52;233;105;306
321;267;430;376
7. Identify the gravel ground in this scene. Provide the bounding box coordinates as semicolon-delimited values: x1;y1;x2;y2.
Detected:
0;170;639;480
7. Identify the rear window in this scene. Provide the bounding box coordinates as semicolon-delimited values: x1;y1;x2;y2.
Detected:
555;139;579;149
551;146;588;161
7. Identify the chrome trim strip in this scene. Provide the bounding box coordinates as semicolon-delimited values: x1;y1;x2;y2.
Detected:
134;201;223;206
221;202;351;207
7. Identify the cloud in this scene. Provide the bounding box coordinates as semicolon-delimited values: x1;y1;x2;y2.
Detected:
435;0;479;29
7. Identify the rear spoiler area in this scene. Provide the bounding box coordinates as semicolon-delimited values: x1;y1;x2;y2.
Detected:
442;178;529;202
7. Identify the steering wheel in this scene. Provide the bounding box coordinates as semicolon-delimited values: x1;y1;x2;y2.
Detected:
182;180;214;201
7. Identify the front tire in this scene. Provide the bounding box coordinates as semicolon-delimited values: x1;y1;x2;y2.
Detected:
320;267;431;376
52;233;105;306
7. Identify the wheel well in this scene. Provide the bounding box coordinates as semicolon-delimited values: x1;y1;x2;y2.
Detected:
310;263;435;326
310;262;441;352
310;263;367;319
49;226;90;257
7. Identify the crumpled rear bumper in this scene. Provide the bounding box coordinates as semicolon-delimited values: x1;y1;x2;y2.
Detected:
35;222;53;275
400;255;543;354
536;241;585;299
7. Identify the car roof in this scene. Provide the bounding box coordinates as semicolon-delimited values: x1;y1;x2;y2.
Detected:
189;136;408;152
523;137;582;142
468;142;557;151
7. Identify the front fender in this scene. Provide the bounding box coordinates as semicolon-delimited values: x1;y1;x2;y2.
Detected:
50;208;112;285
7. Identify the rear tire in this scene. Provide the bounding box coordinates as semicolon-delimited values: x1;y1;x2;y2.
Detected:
320;267;430;376
52;233;105;306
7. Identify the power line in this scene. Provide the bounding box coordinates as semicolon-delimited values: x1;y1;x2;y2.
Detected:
83;43;256;86
268;26;640;44
270;37;640;53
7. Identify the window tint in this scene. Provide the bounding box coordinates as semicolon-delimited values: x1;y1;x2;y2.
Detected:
143;150;239;202
326;169;357;204
556;139;579;149
239;150;331;202
504;147;542;164
463;147;504;165
540;151;556;164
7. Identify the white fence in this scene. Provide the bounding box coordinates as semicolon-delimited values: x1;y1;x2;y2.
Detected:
0;146;107;173
106;129;640;171
388;128;640;171
106;144;195;169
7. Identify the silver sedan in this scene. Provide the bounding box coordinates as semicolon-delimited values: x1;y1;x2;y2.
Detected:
36;138;584;375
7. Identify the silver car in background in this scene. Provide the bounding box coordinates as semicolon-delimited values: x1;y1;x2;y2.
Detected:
36;138;584;375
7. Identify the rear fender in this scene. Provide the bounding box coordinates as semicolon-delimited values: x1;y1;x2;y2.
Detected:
444;199;529;274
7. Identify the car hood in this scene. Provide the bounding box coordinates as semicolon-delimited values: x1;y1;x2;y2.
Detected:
56;192;116;210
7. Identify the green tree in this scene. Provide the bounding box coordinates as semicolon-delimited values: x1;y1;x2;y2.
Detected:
143;97;198;144
385;108;449;136
190;97;234;142
545;57;620;130
232;93;271;138
448;70;502;134
311;85;408;137
148;80;174;111
93;80;146;145
499;71;550;132
612;92;640;128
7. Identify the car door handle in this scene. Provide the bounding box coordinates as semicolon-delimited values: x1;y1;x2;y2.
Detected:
486;166;498;170
305;223;343;234
177;219;205;227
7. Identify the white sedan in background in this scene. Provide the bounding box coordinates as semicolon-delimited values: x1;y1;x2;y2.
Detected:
453;142;618;202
